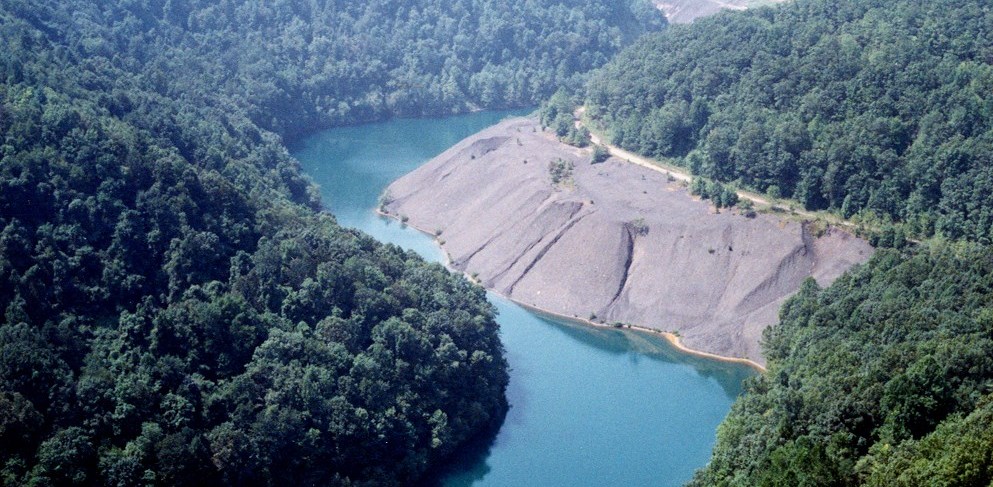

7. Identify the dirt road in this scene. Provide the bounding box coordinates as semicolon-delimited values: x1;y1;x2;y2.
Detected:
576;108;829;222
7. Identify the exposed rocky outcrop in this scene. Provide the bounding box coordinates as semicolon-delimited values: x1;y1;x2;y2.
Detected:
383;117;872;365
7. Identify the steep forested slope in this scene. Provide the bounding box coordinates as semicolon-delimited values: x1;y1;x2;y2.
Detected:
691;243;993;485
587;0;993;243
0;0;661;484
580;0;993;483
8;0;664;141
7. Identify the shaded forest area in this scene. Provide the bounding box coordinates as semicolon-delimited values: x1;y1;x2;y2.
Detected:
587;0;993;243
0;0;663;484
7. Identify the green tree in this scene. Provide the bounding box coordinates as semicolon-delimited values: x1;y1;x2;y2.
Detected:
592;144;610;164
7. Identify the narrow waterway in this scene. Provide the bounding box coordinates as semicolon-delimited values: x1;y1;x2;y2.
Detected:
292;110;755;486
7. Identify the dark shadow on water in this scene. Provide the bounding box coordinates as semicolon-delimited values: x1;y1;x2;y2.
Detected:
524;308;757;397
415;406;509;487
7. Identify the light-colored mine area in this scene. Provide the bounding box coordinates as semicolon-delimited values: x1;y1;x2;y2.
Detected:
655;0;787;24
383;117;871;365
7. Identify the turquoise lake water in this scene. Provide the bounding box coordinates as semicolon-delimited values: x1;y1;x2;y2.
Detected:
292;110;754;486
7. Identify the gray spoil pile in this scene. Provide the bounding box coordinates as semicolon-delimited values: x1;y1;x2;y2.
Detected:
383;117;872;365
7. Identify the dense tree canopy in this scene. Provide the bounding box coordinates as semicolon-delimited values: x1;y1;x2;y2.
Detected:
0;0;663;484
691;243;993;486
586;0;993;242
5;0;663;142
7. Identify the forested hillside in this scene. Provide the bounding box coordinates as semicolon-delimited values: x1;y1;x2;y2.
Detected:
691;244;993;485
0;0;661;484
587;0;993;243
7;0;664;142
577;0;993;483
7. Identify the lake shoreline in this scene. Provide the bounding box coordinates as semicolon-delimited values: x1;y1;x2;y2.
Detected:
381;117;872;366
377;208;767;373
297;111;754;485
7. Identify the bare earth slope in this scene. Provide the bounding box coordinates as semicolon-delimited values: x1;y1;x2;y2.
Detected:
655;0;787;24
383;118;871;366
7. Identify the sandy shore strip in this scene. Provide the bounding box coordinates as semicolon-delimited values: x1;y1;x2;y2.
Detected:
511;298;768;372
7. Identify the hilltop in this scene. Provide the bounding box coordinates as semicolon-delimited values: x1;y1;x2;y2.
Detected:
654;0;786;24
